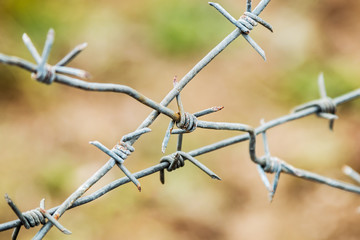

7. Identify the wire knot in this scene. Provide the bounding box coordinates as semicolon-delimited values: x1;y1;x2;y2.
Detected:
238;12;257;33
112;141;135;161
317;97;336;115
159;151;220;184
209;3;273;35
176;112;197;132
4;195;71;239
159;152;185;184
208;2;272;60
256;156;282;202
262;156;282;174
22;29;90;86
21;209;46;228
240;12;273;33
256;122;282;202
293;73;338;130
160;152;185;172
31;64;56;84
90;128;151;192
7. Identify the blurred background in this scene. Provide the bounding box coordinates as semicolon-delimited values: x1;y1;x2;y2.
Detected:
0;0;360;239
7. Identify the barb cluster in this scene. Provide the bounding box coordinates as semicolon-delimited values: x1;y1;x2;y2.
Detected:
90;127;152;192
5;194;71;239
294;73;338;130
160;151;221;184
23;29;90;84
209;0;273;60
1;0;360;239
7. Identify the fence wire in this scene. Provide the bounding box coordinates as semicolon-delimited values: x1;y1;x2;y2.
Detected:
0;0;360;239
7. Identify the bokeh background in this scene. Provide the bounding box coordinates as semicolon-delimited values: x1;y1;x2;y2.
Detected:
1;0;360;239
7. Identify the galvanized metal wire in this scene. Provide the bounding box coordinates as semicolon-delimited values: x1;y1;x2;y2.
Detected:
1;0;360;239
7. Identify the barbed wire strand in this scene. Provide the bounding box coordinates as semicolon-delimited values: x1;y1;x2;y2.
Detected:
293;73;338;130
1;0;360;239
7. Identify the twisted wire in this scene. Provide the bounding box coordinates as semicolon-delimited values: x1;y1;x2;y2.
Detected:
160;152;185;184
239;12;259;33
209;1;273;60
159;151;220;184
22;209;46;228
32;64;56;84
209;2;272;35
112;141;135;161
176;112;198;133
293;73;339;130
161;152;185;172
294;97;337;117
89;129;150;191
262;156;282;174
4;195;71;239
317;97;337;115
256;156;282;202
242;12;273;32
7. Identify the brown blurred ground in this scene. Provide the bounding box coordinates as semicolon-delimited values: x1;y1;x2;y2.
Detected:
0;0;360;239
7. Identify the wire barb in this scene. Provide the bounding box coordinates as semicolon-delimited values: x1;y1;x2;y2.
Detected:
162;78;198;153
38;199;72;235
4;195;71;239
89;127;151;192
293;73;338;130
90;140;141;191
34;29;55;83
255;120;282;202
162;85;264;167
122;128;152;142
162;78;228;153
21;29;91;84
246;0;252;12
343;165;360;184
160;151;221;184
56;42;88;67
209;1;273;60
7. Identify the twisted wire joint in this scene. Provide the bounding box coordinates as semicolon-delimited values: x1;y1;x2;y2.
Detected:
293;73;338;130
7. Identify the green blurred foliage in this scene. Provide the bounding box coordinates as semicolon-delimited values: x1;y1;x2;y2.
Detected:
145;0;230;56
0;0;88;36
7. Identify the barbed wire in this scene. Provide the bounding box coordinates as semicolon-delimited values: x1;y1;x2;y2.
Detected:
0;0;360;239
